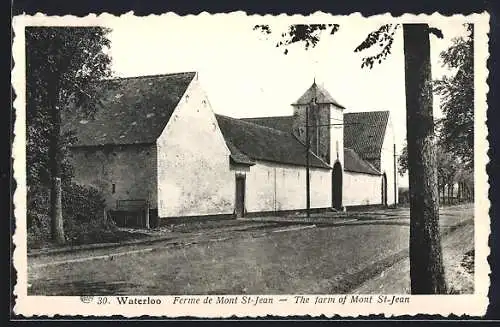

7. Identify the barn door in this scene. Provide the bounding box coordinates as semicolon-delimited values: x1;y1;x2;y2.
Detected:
235;175;246;218
332;162;343;210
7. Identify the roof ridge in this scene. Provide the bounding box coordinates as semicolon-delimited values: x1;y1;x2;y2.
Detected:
241;115;293;119
216;114;291;136
345;110;390;115
104;71;197;81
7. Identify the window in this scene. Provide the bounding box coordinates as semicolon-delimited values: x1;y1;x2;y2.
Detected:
112;183;116;194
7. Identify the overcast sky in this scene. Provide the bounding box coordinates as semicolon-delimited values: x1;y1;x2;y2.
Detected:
107;14;469;186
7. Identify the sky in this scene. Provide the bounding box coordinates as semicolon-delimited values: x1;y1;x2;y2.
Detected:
107;14;470;187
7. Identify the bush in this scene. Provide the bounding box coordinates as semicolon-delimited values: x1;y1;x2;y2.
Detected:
62;183;116;245
27;185;52;248
27;182;122;248
62;183;106;225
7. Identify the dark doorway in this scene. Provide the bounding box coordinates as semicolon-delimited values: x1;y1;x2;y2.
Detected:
235;175;246;218
382;173;388;207
332;162;343;210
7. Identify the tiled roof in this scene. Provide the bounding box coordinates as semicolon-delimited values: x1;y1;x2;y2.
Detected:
244;114;383;174
293;82;345;109
63;71;386;174
240;116;293;133
215;114;330;169
344;111;390;168
225;140;256;166
63;72;196;146
344;148;380;175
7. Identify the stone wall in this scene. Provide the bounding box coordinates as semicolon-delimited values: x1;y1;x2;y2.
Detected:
69;144;158;209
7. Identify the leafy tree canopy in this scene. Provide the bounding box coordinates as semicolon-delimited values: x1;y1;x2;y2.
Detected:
254;23;442;68
26;27;113;228
434;24;474;169
26;27;113;186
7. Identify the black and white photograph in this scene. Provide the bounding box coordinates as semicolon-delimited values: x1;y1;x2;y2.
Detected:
12;12;490;317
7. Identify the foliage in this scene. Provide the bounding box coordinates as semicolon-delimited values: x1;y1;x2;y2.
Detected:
254;23;443;69
434;24;474;169
26;27;113;117
28;183;117;248
435;145;460;188
354;24;400;69
254;24;339;55
397;144;408;177
398;142;472;194
26;27;114;241
62;183;107;225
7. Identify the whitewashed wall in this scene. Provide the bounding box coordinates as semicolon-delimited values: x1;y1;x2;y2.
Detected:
245;160;331;213
156;76;235;218
343;171;381;206
330;104;345;168
380;115;398;205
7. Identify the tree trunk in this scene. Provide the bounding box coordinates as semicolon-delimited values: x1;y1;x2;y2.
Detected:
450;183;454;204
403;24;447;294
444;185;447;204
447;184;451;204
48;88;65;245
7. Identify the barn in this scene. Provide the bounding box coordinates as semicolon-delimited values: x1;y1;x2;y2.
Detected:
64;71;397;226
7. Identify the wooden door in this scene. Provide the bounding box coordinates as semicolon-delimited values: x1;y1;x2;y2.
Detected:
332;162;343;210
235;175;246;218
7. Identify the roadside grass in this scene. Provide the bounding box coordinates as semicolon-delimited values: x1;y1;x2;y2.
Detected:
28;221;149;250
353;220;474;294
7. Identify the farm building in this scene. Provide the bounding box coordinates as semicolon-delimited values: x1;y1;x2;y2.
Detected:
63;72;398;225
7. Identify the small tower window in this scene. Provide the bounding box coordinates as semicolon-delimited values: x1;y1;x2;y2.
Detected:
112;183;116;194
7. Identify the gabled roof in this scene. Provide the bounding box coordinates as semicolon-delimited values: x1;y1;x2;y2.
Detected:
244;114;383;174
292;82;345;109
240;116;293;133
215;114;330;169
344;148;380;175
344;111;390;163
63;72;196;146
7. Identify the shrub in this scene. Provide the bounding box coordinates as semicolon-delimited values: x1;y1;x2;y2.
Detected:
27;182;121;248
62;183;116;245
62;183;106;225
27;185;51;248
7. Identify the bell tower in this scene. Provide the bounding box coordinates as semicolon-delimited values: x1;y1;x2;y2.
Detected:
291;81;345;166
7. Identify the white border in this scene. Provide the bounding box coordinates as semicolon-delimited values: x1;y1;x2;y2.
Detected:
12;12;491;317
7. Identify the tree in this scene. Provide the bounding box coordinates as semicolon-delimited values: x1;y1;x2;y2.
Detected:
398;144;408;177
26;27;113;244
400;142;472;205
434;24;474;169
399;25;474;205
255;22;448;293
